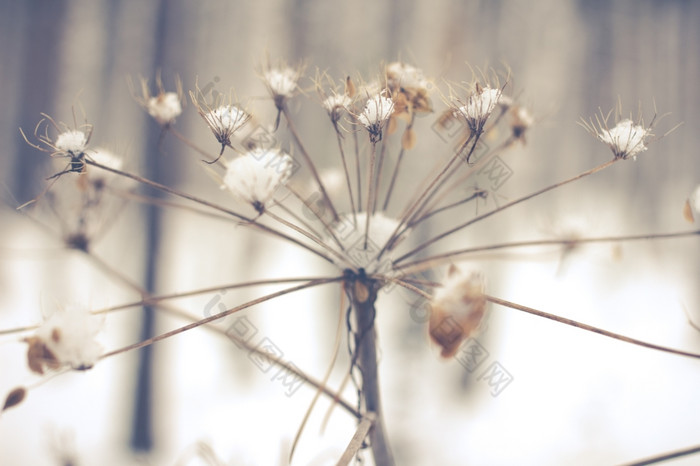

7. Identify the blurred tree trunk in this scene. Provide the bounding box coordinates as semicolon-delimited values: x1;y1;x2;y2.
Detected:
15;0;68;204
131;0;184;452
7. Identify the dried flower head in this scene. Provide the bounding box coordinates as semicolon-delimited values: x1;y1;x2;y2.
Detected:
147;92;182;126
323;93;353;123
85;147;125;188
190;84;251;153
509;105;534;142
357;93;395;143
262;64;302;109
55;130;88;154
386;62;430;91
20;113;93;178
580;104;659;161
455;84;502;135
597;119;651;160
89;147;123;172
26;305;104;374
222;149;294;213
132;75;183;127
386;61;432;116
2;387;26;412
314;71;354;127
429;265;487;358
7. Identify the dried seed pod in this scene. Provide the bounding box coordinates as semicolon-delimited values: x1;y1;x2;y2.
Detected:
2;387;26;412
346;76;356;98
429;265;487;358
26;336;60;375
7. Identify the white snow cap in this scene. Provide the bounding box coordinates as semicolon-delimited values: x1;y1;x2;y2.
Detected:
598;119;650;160
35;305;104;370
329;212;402;271
264;67;299;98
90;147;123;171
323;93;352;114
205;105;248;137
55;130;88;154
147;92;182;125
223;149;294;210
432;266;486;317
386;62;430;91
358;94;394;129
457;86;501;128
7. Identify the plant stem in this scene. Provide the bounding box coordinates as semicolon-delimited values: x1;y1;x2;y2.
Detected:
486;295;700;360
348;276;395;466
383;114;416;211
621;444;700;466
334;125;356;218
281;105;339;221
86;160;335;264
394;159;619;264
396;229;700;274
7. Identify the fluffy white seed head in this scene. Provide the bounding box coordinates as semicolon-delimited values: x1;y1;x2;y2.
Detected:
55;130;88;154
598;119;650;160
223;149;294;211
35;305;104;371
147;92;182;125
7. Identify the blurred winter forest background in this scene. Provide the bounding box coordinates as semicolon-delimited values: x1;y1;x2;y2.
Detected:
1;0;700;465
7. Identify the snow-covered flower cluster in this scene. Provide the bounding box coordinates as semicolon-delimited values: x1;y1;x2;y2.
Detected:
597;119;650;160
146;92;182;126
264;67;300;103
386;61;433;117
55;130;88;155
509;105;534;141
202;105;250;146
357;94;394;143
20;114;93;164
386;62;430;93
222;148;294;213
89;147;123;172
429;265;487;358
456;85;502;134
86;147;124;185
27;306;104;374
323;93;353;123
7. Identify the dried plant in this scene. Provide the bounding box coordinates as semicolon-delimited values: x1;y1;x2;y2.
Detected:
3;59;700;466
